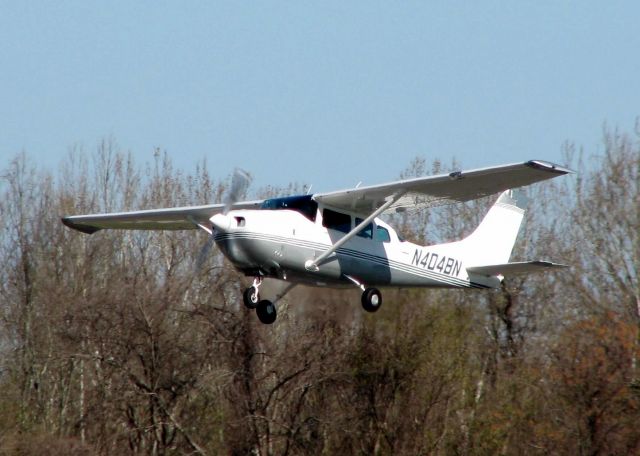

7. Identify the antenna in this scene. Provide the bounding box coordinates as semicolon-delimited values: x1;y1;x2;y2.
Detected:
306;184;313;195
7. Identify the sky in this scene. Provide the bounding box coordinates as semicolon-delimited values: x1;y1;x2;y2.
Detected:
1;1;639;192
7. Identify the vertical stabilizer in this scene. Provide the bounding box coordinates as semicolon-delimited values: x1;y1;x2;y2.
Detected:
461;189;527;266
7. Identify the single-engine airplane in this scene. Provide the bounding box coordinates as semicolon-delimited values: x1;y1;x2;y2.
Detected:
62;160;571;324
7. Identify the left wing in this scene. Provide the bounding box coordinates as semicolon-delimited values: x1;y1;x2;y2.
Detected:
62;200;263;234
314;160;572;214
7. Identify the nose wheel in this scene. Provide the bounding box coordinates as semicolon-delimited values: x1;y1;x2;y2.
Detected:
243;280;276;324
242;278;295;324
242;277;262;309
242;286;260;309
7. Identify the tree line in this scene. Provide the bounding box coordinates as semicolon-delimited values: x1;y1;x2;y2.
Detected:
0;128;638;455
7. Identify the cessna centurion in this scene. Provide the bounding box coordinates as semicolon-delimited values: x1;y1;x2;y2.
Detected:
62;160;571;324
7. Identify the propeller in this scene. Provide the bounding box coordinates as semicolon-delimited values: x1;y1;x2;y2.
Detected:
224;168;252;215
196;168;252;272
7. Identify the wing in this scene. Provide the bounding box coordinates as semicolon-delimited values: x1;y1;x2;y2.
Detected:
313;160;572;214
62;200;263;234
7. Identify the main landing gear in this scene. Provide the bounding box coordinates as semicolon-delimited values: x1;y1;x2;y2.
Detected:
344;275;383;313
243;276;382;324
255;300;277;325
361;287;382;313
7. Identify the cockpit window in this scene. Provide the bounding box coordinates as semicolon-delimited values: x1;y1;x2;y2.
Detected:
322;209;351;233
261;195;318;221
355;218;373;239
375;226;391;243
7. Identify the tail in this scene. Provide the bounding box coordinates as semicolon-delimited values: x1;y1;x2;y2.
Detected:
460;189;527;267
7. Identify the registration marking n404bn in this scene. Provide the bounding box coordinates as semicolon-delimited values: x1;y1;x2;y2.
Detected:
412;249;462;277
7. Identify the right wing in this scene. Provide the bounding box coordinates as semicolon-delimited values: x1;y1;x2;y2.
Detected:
62;200;263;234
314;160;572;215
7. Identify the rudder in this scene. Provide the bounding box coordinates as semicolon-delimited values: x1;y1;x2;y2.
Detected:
460;189;527;267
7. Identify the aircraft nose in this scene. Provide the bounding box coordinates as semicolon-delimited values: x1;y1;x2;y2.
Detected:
210;213;232;232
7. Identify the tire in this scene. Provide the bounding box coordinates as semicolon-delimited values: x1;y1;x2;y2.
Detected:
243;287;259;309
256;300;277;324
361;288;382;313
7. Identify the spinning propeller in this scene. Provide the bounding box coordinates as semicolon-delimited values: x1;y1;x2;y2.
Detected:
195;168;252;271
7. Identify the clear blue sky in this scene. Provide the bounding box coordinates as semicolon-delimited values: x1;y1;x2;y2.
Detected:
1;1;639;192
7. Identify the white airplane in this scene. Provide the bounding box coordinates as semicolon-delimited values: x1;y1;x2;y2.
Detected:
62;160;571;324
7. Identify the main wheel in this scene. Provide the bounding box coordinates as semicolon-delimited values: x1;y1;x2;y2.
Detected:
256;300;277;324
361;288;382;313
243;286;259;309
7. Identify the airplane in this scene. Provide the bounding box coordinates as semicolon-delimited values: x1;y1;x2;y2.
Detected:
62;160;572;324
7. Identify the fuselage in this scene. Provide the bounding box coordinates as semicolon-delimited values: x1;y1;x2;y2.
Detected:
212;195;498;290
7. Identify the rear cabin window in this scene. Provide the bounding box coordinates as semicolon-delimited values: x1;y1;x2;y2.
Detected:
322;209;351;233
375;226;391;243
355;218;373;239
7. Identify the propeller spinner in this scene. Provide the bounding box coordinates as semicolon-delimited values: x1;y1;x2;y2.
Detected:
195;168;252;271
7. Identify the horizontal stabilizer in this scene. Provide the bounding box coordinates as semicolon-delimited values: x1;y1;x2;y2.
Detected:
467;261;568;277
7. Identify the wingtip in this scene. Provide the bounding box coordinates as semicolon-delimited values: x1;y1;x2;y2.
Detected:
526;160;575;175
61;217;101;235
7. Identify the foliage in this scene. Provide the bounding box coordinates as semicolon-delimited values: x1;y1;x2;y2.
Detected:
0;128;638;455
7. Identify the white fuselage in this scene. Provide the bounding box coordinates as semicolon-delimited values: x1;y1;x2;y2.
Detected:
212;205;499;290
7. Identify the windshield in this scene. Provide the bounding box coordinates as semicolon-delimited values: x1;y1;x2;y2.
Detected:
261;195;318;222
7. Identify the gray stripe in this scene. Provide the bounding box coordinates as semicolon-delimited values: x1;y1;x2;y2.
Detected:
215;232;491;289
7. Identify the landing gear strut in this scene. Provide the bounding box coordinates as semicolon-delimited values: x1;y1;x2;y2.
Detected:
344;275;383;313
243;277;276;324
242;277;262;309
242;278;296;324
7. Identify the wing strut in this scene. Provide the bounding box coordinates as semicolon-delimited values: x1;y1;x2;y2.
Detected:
304;192;405;272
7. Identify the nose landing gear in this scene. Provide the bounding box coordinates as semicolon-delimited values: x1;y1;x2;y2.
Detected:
242;278;296;325
243;277;276;324
242;277;262;309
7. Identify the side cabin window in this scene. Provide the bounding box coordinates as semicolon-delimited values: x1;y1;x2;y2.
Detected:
261;195;318;222
375;226;391;243
355;218;373;239
322;209;351;233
